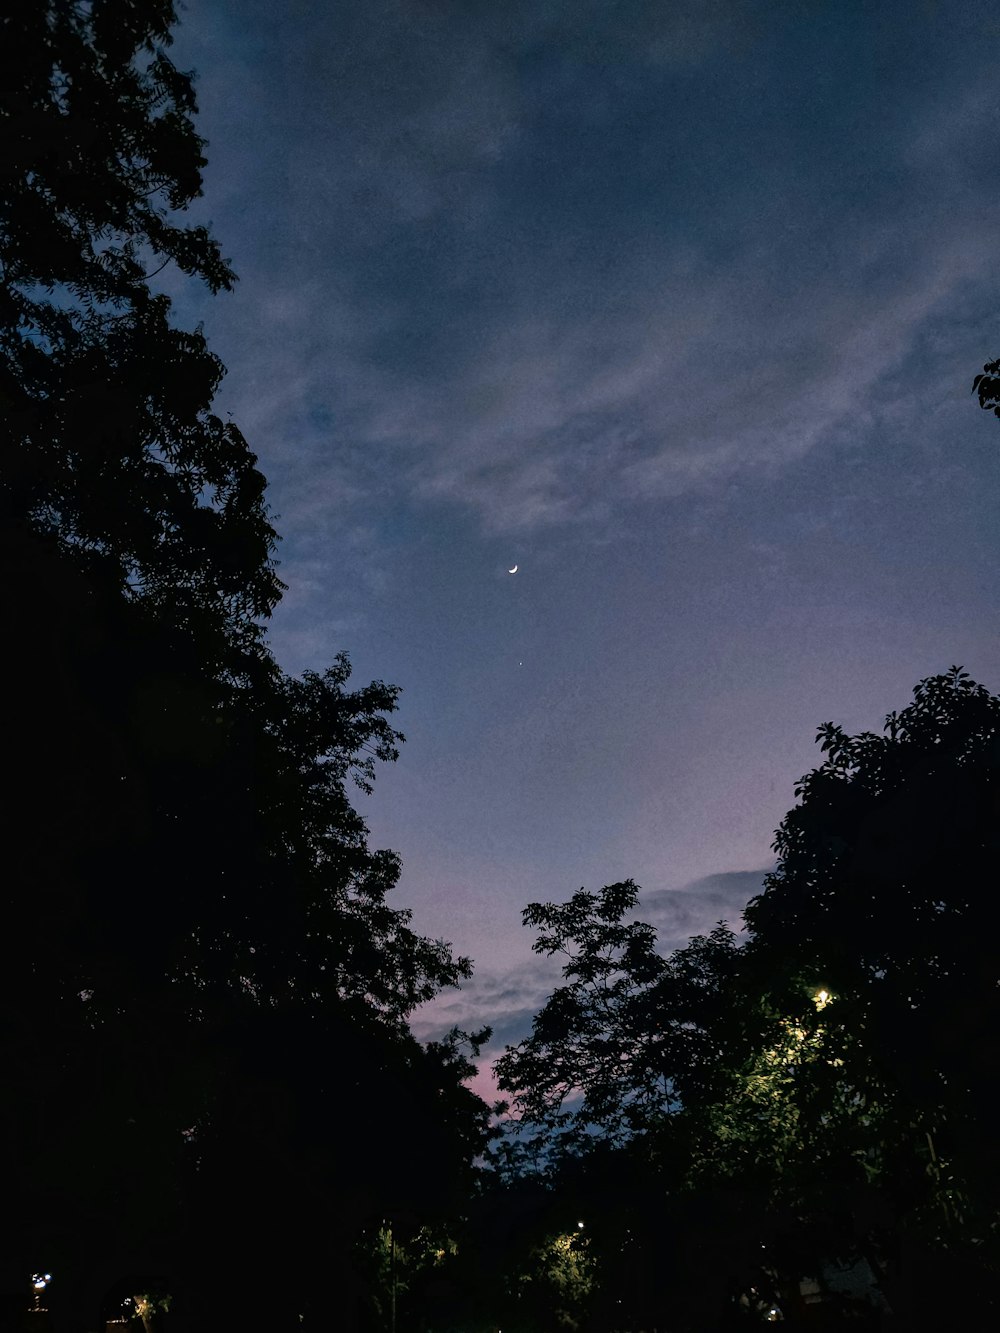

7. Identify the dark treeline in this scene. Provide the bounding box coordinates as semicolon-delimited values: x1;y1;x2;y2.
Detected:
3;4;999;1333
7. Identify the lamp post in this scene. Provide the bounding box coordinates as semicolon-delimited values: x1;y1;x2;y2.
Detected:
390;1222;396;1333
31;1274;51;1314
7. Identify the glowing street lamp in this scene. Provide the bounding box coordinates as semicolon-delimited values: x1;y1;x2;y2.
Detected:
31;1274;52;1312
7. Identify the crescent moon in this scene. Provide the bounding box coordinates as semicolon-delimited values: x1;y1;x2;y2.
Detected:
508;564;518;574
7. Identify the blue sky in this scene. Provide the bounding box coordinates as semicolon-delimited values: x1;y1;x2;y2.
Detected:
168;0;1000;1090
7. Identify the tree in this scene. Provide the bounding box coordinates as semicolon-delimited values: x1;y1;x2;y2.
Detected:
2;0;281;1017
2;0;279;655
1;0;480;1030
730;667;1000;1327
972;358;1000;419
497;669;1000;1327
499;671;999;1184
177;1017;492;1331
494;880;744;1151
742;668;1000;1232
2;0;474;1028
2;5;488;1326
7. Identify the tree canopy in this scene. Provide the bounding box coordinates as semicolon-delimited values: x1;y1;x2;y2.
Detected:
2;5;489;1327
2;0;278;652
742;666;1000;1230
495;668;1000;1323
493;880;743;1153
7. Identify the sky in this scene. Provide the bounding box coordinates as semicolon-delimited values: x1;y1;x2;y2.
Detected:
168;0;1000;1095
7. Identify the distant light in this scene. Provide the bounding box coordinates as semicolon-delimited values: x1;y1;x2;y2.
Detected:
577;1221;584;1229
814;989;832;1010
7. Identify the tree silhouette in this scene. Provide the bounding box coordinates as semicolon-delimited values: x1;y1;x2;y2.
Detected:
972;358;1000;419
498;669;1000;1327
494;881;744;1153
743;668;1000;1232
2;0;277;645
2;5;487;1327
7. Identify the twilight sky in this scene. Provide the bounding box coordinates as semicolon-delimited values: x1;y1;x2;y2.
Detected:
169;0;1000;1091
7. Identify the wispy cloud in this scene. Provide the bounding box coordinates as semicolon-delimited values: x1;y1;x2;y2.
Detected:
178;0;1000;554
408;954;564;1049
638;869;766;947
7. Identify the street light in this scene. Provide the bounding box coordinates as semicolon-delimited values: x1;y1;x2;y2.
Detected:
31;1274;52;1313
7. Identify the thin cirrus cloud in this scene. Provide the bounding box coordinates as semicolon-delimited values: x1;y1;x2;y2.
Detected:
173;1;1000;552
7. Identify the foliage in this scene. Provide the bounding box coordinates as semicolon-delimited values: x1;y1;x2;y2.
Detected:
494;880;743;1150
972;358;1000;419
497;669;1000;1324
1;0;478;1040
1;4;489;1327
515;1225;596;1332
743;667;1000;1227
2;0;279;662
437;1181;601;1333
352;1218;467;1333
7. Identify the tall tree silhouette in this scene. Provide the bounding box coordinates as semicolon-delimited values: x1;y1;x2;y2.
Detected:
1;5;486;1327
2;0;277;643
